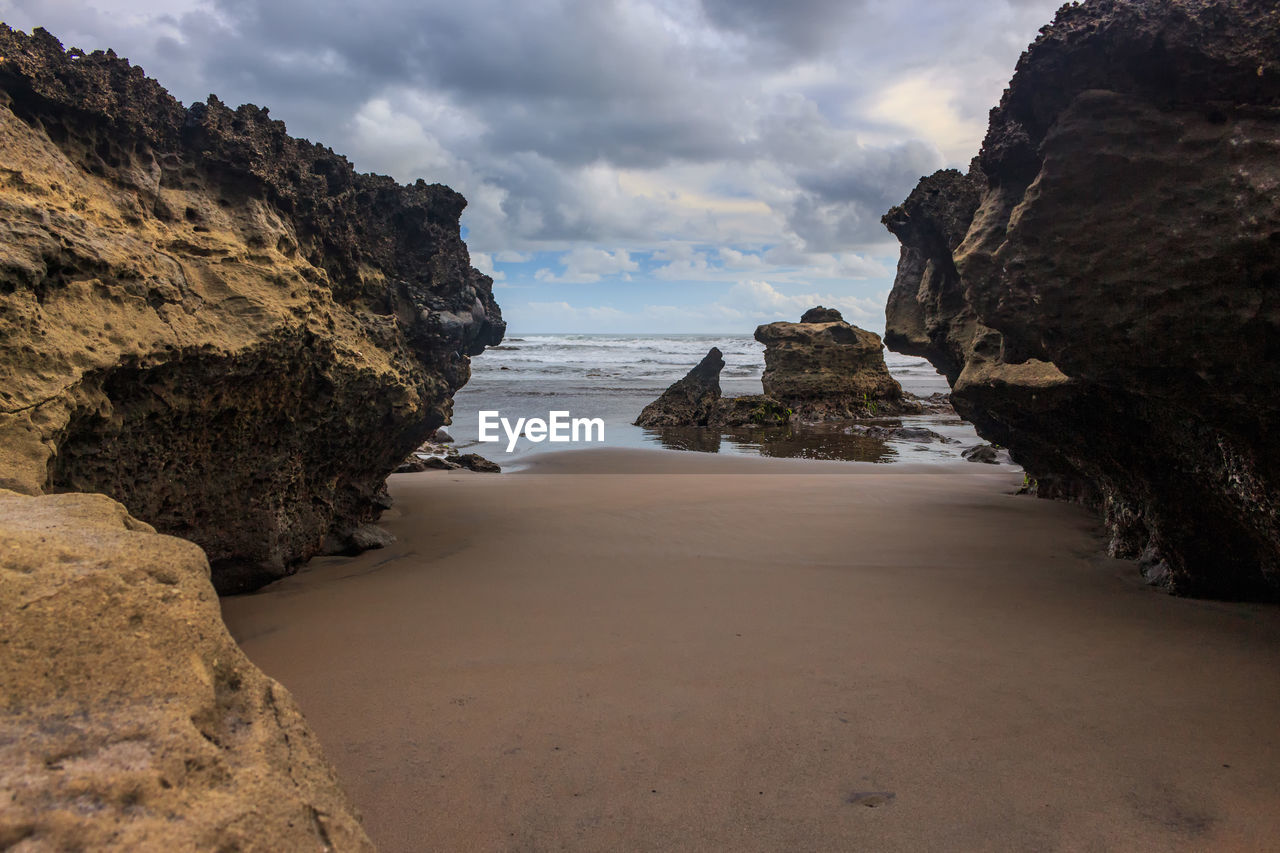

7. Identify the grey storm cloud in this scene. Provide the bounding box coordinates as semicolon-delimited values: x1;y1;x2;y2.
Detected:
787;141;942;252
3;0;1065;256
698;0;867;55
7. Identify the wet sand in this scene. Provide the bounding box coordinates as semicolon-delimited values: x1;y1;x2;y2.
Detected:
221;448;1280;851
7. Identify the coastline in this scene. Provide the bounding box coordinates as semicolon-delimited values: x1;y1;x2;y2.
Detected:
449;335;978;466
7;2;1280;847
222;449;1280;851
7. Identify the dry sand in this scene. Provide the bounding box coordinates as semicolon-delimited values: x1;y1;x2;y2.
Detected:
221;448;1280;851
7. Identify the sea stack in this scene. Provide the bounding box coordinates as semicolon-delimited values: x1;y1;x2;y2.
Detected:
635;347;792;428
882;0;1280;599
635;347;726;427
755;308;913;420
0;26;504;593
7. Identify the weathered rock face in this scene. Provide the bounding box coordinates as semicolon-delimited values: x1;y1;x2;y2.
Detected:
0;27;504;592
638;316;919;428
707;394;793;428
635;347;726;427
755;312;913;420
883;0;1280;599
962;444;1000;465
0;489;373;850
635;348;796;429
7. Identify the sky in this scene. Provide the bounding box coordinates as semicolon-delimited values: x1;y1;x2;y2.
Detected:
2;0;1064;334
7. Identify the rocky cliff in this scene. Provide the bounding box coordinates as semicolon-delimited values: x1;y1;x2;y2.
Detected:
883;0;1280;599
0;27;504;593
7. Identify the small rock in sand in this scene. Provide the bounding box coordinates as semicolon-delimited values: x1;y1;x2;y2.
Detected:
453;453;502;473
963;444;1000;464
349;524;396;551
395;456;430;473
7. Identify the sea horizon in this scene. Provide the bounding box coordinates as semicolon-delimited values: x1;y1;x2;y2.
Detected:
450;332;986;465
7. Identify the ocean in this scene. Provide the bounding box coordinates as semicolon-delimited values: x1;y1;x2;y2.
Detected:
448;334;989;465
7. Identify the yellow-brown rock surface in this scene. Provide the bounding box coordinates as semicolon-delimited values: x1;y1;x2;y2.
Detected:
754;309;914;420
0;488;373;850
0;26;504;592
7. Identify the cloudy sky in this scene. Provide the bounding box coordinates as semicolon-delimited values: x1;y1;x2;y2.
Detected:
4;0;1062;333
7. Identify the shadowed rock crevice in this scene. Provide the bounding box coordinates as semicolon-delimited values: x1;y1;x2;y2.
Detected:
48;337;417;592
882;0;1280;599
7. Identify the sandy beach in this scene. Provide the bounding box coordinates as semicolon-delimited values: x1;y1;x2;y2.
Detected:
221;449;1280;851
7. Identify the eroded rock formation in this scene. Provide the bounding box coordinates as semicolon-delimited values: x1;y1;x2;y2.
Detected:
883;0;1280;598
636;347;795;428
708;395;793;428
756;310;915;420
637;310;918;428
800;305;844;324
635;347;727;427
0;489;373;850
0;27;503;592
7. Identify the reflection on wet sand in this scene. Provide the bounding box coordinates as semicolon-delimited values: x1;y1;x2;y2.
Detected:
644;422;898;462
641;414;983;463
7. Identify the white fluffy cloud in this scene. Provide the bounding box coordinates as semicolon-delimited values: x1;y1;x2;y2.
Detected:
519;301;629;325
534;248;640;283
717;247;766;271
720;280;881;322
502;279;890;334
469;251;504;281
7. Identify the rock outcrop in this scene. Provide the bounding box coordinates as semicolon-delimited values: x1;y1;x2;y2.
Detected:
755;310;915;420
638;311;920;428
799;305;844;324
0;489;373;850
453;453;502;473
635;347;727;427
882;0;1280;598
856;425;955;445
707;395;793;428
962;445;1000;465
0;27;504;592
635;347;796;429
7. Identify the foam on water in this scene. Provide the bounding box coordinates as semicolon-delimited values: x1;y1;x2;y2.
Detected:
451;334;989;464
480;334;769;381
